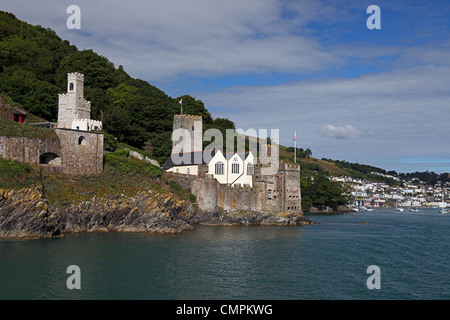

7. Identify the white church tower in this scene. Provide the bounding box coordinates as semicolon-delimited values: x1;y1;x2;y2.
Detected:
57;72;102;131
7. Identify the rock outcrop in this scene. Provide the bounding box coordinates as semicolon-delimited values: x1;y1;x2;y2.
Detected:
0;187;312;239
0;187;60;238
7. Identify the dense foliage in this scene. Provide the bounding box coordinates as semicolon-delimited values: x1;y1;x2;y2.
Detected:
300;176;348;211
0;11;235;164
286;147;312;159
398;171;450;185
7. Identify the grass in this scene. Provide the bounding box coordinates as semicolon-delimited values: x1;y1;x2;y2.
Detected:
0;150;196;206
0;158;39;189
0;118;57;140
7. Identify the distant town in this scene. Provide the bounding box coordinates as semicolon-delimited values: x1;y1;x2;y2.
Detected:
330;172;449;209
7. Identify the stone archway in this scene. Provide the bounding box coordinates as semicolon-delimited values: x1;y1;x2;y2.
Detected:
39;152;61;166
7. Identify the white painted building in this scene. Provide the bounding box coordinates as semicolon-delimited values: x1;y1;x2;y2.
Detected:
164;149;254;187
57;72;102;132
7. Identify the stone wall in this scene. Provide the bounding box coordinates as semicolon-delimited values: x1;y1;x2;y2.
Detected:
0;135;62;170
187;160;301;214
172;114;203;153
55;128;103;175
254;161;301;213
1;129;104;175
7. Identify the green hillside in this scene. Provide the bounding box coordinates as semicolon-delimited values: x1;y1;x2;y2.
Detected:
0;10;235;164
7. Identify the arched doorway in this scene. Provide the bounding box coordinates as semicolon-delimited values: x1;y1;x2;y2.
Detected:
39;153;61;166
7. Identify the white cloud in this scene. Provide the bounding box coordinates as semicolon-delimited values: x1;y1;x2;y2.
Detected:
319;125;362;139
2;0;450;172
0;0;345;81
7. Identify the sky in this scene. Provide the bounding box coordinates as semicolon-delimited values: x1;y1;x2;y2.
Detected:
1;0;450;173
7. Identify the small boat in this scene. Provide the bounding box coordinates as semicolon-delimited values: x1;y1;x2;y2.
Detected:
409;207;419;212
361;206;374;212
395;207;404;212
438;192;447;214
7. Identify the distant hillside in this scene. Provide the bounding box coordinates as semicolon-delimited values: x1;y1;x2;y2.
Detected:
0;10;235;164
279;144;400;185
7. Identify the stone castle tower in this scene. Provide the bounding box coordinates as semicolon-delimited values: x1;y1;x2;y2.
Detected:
57;73;102;131
172;114;203;153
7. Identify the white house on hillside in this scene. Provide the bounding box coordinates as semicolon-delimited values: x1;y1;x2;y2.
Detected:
163;149;254;187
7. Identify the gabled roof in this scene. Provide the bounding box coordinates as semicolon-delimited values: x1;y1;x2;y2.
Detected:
225;151;251;161
0;103;26;115
162;149;219;170
162;149;253;170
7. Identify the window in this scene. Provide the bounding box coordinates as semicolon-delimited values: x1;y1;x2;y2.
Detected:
215;161;224;175
69;83;74;91
247;163;254;175
78;136;86;146
232;158;240;174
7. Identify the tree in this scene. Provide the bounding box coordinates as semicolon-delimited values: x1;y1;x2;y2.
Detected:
142;141;154;156
301;176;348;211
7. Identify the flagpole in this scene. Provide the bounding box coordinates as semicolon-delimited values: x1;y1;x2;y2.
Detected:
294;130;296;163
179;99;183;114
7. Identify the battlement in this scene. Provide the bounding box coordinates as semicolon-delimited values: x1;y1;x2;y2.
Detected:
72;119;102;131
174;114;202;120
67;72;84;81
279;161;300;171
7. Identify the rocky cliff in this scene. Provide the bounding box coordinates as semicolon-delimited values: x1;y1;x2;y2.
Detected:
0;187;312;239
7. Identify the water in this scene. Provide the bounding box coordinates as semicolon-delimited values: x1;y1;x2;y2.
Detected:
1;208;450;300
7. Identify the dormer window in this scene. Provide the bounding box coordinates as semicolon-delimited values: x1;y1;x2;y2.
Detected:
69;83;74;91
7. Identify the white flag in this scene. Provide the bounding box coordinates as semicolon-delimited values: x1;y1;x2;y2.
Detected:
179;99;182;104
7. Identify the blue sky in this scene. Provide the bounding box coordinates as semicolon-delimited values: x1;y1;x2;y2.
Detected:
1;0;450;173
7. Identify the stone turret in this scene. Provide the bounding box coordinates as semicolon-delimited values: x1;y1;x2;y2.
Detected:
172;114;203;153
57;73;101;131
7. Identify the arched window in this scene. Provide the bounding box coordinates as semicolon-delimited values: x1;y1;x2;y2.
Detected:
69;83;74;91
78;136;86;146
247;163;254;175
215;161;224;175
232;158;240;174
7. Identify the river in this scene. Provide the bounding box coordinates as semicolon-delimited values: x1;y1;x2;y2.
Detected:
1;207;449;300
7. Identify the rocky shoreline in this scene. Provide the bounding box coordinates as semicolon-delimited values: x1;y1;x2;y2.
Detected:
0;187;313;239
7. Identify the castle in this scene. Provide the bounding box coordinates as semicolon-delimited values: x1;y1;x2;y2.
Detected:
0;73;104;175
163;114;302;214
1;72;301;213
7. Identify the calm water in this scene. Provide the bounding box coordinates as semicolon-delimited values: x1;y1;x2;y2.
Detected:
1;208;450;300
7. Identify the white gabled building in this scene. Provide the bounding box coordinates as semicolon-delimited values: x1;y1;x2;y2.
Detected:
163;114;255;187
163;149;254;187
